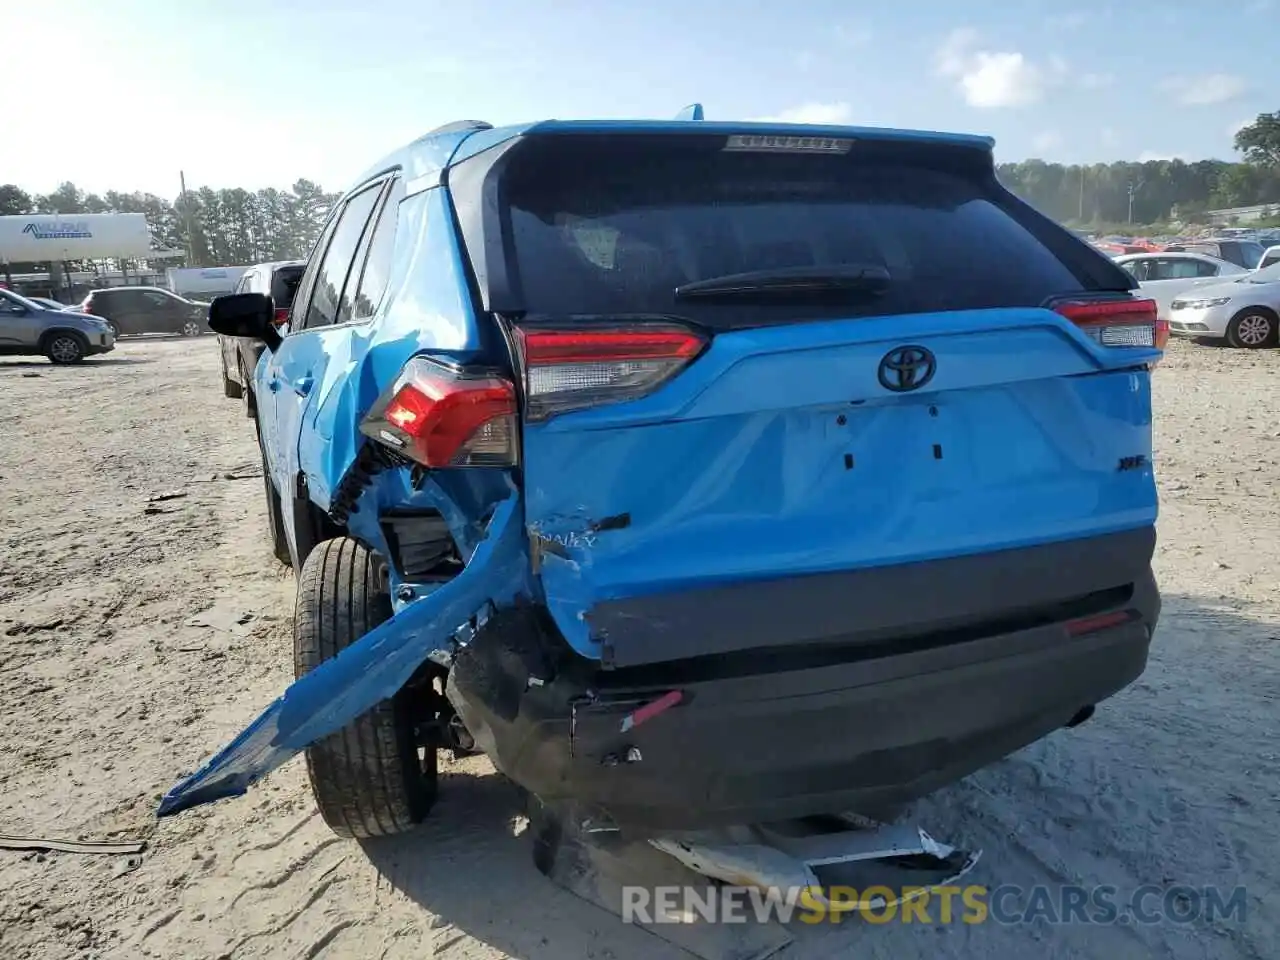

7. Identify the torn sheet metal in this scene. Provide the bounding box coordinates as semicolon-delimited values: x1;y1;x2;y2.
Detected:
157;493;529;817
651;818;981;914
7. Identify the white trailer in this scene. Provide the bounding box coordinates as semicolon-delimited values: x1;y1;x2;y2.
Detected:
0;213;153;261
165;266;250;298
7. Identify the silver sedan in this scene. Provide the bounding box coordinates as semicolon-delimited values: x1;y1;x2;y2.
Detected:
1168;262;1280;348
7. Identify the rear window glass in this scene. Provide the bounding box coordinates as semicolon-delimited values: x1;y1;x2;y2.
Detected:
270;266;305;308
499;138;1091;327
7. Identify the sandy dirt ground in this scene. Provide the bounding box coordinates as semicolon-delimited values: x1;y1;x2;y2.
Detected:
0;335;1277;960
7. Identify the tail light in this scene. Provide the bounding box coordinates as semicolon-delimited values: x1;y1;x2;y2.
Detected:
272;307;289;327
1050;295;1165;361
516;325;707;420
359;357;517;468
80;299;95;314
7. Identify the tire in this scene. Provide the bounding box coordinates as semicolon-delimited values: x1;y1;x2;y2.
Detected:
181;319;204;337
222;368;243;400
45;333;86;365
1226;309;1277;349
260;443;292;567
242;359;257;420
295;538;436;839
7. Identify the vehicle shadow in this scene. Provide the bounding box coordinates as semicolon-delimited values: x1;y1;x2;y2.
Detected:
361;764;678;959
0;356;155;369
361;593;1278;960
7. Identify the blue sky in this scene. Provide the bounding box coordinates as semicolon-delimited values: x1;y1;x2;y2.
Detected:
11;0;1278;197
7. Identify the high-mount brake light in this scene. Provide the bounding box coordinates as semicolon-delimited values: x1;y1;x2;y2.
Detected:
517;326;708;420
723;134;853;155
1051;296;1165;352
359;357;517;467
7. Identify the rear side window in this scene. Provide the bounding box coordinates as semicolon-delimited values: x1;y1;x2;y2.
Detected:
302;183;382;330
497;137;1092;328
270;266;304;308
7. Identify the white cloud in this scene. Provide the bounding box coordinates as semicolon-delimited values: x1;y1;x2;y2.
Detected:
1159;73;1248;106
750;102;854;125
1078;72;1115;90
1032;131;1063;154
935;28;1050;108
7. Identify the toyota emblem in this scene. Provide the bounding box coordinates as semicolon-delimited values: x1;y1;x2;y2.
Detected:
877;346;936;393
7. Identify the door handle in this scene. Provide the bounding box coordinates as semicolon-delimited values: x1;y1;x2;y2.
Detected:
292;375;314;398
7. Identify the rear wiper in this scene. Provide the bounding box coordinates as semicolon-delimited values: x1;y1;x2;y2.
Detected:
674;264;892;300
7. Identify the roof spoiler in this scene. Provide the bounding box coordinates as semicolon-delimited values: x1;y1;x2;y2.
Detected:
674;103;705;121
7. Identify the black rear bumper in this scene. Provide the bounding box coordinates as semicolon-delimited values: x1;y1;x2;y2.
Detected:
448;530;1160;834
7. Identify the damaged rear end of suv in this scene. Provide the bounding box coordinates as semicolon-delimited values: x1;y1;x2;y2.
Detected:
166;116;1162;843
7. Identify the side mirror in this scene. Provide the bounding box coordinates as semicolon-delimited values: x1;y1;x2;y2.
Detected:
208;293;281;351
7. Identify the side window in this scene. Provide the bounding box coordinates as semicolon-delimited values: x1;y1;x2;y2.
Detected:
302;183;383;330
1122;260;1152;282
143;291;173;307
349;177;405;321
1161;259;1202;280
1194;259;1220;278
290;218;340;331
0;291;25;315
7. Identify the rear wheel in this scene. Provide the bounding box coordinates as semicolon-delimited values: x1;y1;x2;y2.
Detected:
103;320;120;339
181;319;203;337
45;333;86;365
222;369;243;399
1226;309;1277;349
295;538;436;838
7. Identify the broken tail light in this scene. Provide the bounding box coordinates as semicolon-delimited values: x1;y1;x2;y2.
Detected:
360;357;517;467
516;325;708;420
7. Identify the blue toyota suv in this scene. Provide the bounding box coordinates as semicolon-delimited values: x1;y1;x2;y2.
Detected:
165;114;1162;840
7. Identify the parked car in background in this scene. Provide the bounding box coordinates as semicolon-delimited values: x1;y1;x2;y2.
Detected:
77;286;210;338
1163;237;1267;270
0;288;115;363
1258;245;1280;270
170;116;1163;847
218;261;306;412
1114;252;1247;322
1168;261;1280;348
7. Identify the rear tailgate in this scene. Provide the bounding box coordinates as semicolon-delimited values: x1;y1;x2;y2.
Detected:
457;128;1160;667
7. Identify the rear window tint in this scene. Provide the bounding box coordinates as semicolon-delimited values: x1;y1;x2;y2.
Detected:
499;138;1092;328
270;266;305;308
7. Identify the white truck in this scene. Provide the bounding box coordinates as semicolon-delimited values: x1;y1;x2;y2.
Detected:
166;266;250;299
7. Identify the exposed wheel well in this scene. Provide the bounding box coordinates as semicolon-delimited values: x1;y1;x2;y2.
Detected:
290;489;346;568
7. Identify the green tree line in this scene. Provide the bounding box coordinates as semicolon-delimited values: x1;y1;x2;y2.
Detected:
3;110;1279;273
0;179;340;269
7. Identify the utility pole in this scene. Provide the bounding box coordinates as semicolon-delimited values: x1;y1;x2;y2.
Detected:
1126;178;1144;225
179;171;196;265
1078;166;1085;222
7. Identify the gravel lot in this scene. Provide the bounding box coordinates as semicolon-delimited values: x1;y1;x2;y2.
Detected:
1;336;1277;960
